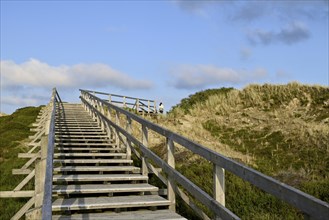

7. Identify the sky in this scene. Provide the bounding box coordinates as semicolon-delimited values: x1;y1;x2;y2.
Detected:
1;0;328;114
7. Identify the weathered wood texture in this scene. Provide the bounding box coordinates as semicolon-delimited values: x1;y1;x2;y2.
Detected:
52;210;185;220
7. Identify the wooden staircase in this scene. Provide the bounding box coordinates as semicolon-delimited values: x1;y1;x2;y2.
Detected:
52;103;184;219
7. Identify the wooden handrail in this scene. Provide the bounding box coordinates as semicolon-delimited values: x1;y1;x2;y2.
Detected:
82;89;157;113
80;89;329;220
41;88;62;220
82;89;155;102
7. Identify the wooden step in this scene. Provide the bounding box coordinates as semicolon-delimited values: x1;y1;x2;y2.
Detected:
55;121;97;124
56;147;122;152
53;166;140;172
54;159;132;164
56;138;113;142
55;117;92;120
55;128;103;131
55;131;107;135
56;135;110;138
54;153;126;157
55;143;116;147
52;183;158;194
52;210;186;220
56;126;100;129
53;174;148;182
52;195;170;211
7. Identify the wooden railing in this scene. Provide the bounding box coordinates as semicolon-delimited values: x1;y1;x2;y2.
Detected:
80;89;329;220
82;89;157;114
40;88;62;219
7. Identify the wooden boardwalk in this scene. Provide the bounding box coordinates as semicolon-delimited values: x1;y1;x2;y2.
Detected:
52;103;185;219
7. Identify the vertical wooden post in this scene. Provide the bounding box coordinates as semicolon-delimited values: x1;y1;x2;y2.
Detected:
109;94;112;103
148;100;150;114
136;99;140;114
106;106;114;141
154;101;157;113
99;102;105;130
166;138;176;211
126;116;132;160
115;110;120;147
214;164;225;208
123;96;126;108
33;135;48;218
141;125;148;176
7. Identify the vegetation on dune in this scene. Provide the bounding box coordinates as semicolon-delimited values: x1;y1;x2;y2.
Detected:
0;106;41;219
152;82;329;219
1;83;328;219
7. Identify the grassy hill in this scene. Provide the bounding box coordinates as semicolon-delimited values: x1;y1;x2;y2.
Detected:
0;83;328;219
0;106;41;219
152;82;329;219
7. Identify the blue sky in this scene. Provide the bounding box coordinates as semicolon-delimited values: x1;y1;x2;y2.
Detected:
1;0;328;114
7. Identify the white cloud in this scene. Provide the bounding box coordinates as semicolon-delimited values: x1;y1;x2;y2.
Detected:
169;64;268;89
1;59;153;90
0;59;153;113
2;95;48;106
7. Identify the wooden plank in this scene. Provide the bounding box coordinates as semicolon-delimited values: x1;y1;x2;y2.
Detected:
56;135;110;138
14;169;35;191
53;166;140;172
53;159;132;164
55;131;106;135
166;138;176;212
52;195;170;211
52;210;185;220
12;169;32;175
18;153;40;158
56;126;101;129
0;191;34;198
56;147;123;151
55;143;116;146
11;196;35;220
28;142;41;147
52;183;158;194
142;125;148;176
54;152;126;157
53;174;148;182
28;145;40;154
22;154;39;168
214;164;225;206
55;138;112;142
55;127;102;130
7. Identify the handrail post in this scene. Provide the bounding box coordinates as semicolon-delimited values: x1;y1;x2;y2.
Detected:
109;94;112;104
99;101;105;131
137;99;140;114
115;110;120;147
148;100;150;114
214;164;225;214
142;125;148;176
166;138;176;211
126;116;132;160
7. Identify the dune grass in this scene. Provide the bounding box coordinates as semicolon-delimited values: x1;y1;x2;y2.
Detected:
0;106;41;219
